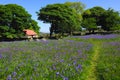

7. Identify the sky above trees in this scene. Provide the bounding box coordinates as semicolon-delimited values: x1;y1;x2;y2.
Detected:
0;0;120;33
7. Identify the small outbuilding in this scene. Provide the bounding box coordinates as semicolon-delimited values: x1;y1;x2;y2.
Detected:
23;29;38;40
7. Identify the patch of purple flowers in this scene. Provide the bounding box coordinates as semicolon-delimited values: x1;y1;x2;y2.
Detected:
12;71;17;77
7;75;12;80
0;54;2;59
76;64;82;72
56;72;69;80
73;34;119;39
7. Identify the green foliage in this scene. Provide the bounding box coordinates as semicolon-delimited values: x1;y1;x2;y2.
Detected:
96;40;120;80
29;19;40;34
0;39;94;80
0;5;12;26
37;3;82;36
89;6;106;27
70;34;120;80
0;4;40;39
82;6;106;33
82;6;120;32
82;18;97;33
83;6;106;25
102;8;120;31
64;1;85;14
0;34;120;79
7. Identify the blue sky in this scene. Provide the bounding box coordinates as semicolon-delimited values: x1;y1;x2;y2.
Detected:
0;0;120;33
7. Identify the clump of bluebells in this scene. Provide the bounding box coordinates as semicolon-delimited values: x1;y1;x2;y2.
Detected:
72;34;120;39
0;34;119;80
0;54;2;59
0;39;93;80
96;40;120;80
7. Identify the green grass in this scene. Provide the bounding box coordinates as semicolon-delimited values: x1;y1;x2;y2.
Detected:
96;40;120;80
0;34;120;80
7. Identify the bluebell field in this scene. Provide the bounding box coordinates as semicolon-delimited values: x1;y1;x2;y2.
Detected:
0;34;120;80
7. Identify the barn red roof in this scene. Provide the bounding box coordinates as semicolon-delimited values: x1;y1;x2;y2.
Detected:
23;29;37;36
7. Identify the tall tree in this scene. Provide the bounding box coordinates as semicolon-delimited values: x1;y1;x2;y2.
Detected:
37;3;81;37
102;8;120;31
64;1;85;14
82;18;97;33
64;1;85;31
89;6;106;26
0;5;12;38
82;6;120;32
0;4;40;39
82;6;106;33
29;19;40;34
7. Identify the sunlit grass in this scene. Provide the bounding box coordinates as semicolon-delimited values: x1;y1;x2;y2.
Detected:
0;34;120;80
0;40;94;80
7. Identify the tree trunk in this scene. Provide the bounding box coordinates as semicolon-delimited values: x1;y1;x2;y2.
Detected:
92;29;95;34
88;29;91;33
50;27;53;38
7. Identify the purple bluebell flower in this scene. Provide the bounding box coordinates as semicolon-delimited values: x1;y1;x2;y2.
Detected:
6;67;8;71
12;71;17;77
77;50;82;54
76;64;82;72
72;34;119;39
118;48;120;51
52;64;56;70
56;72;59;75
0;54;2;59
68;64;71;66
73;61;77;65
60;59;64;63
77;64;82;69
56;72;68;80
63;77;69;80
7;75;12;80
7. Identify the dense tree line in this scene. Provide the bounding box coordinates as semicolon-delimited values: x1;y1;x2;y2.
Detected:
0;4;40;39
82;6;120;33
37;2;120;37
37;2;85;37
0;2;120;39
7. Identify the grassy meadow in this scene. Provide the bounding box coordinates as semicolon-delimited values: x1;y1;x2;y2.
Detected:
0;34;120;80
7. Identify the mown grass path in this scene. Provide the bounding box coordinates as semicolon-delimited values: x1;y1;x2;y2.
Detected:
87;40;102;80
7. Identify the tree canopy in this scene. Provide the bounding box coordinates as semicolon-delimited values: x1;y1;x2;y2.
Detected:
82;6;106;33
82;6;120;32
0;4;40;39
37;3;83;37
64;1;85;14
82;18;97;33
102;8;120;31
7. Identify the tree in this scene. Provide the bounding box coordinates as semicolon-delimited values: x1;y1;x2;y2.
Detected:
29;19;40;34
82;18;97;33
102;8;120;31
89;6;106;26
0;4;40;39
82;6;106;33
64;1;85;14
82;6;120;32
37;3;81;37
0;5;12;38
64;1;85;32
